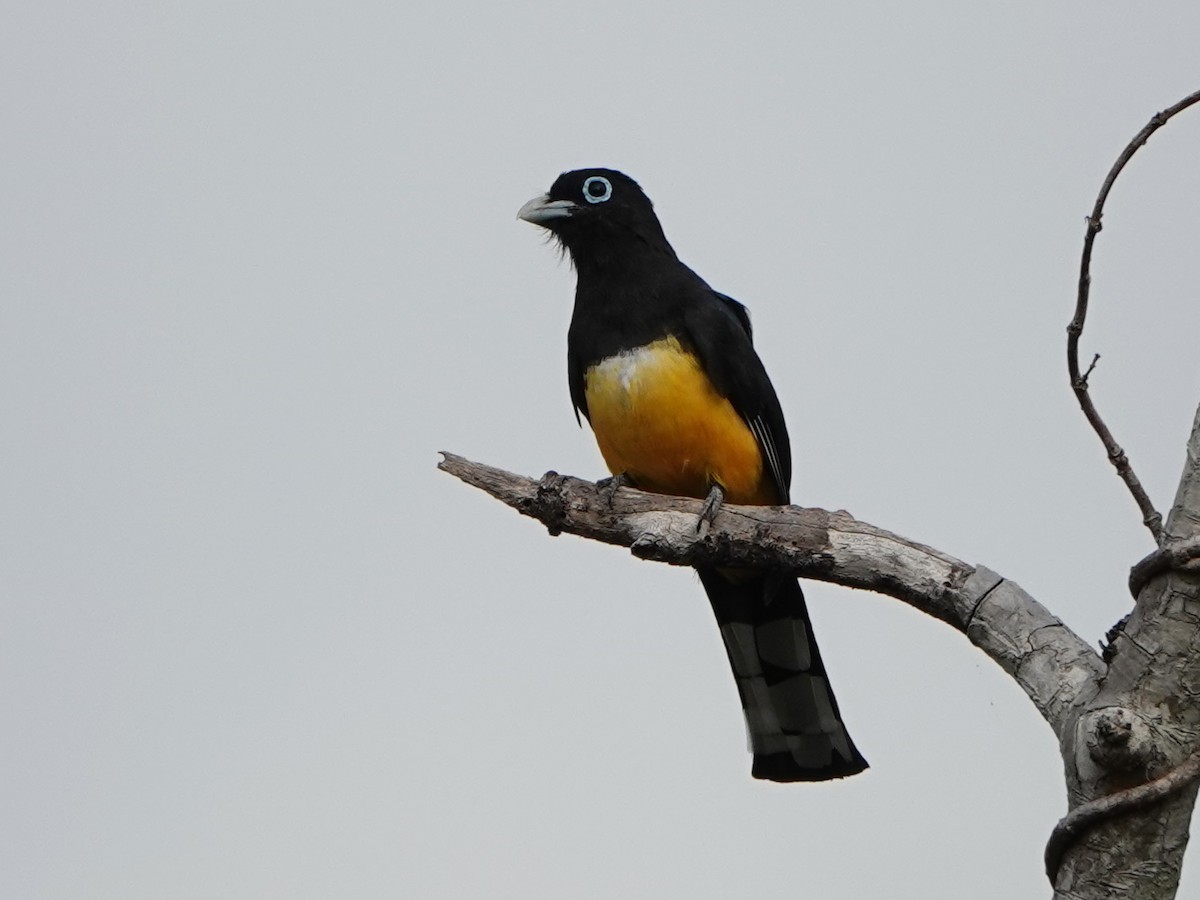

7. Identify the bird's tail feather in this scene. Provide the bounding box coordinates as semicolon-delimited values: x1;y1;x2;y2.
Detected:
697;568;868;782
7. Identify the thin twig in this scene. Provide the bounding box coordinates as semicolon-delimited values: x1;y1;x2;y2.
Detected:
1067;88;1200;543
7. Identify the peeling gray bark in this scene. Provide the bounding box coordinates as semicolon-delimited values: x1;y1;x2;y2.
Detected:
439;405;1200;899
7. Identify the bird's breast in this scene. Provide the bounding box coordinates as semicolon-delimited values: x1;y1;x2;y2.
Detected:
583;336;773;504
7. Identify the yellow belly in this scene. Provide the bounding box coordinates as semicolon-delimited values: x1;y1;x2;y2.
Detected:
583;336;775;505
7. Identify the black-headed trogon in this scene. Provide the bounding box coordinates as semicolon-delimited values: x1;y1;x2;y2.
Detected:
518;168;867;782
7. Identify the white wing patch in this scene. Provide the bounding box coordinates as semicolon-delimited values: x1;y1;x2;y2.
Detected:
748;415;787;502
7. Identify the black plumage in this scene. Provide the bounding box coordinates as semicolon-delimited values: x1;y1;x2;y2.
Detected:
519;168;867;781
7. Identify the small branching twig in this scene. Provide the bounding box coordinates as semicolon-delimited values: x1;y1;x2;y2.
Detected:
1079;353;1100;387
1067;88;1200;543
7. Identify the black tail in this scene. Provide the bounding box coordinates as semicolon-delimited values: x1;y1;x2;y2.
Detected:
697;568;868;782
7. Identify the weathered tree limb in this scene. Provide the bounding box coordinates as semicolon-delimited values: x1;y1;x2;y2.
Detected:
438;452;1104;738
1067;87;1200;543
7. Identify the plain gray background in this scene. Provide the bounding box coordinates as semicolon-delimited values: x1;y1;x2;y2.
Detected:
4;2;1200;897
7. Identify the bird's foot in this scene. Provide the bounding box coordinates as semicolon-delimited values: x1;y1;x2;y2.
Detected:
596;472;631;507
697;483;725;532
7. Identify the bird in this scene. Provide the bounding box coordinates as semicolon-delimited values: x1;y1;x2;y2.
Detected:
518;168;867;782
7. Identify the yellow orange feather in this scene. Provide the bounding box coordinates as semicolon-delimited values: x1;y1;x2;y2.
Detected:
583;336;776;506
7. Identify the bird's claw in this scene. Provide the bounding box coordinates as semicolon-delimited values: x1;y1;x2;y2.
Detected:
697;483;725;532
596;472;631;507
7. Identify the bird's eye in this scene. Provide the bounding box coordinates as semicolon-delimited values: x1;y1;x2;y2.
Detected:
582;176;613;204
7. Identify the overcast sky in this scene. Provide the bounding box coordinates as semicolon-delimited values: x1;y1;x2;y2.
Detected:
3;3;1200;898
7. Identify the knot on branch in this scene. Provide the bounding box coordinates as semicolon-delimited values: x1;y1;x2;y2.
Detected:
529;470;569;536
1084;707;1160;773
1127;537;1200;598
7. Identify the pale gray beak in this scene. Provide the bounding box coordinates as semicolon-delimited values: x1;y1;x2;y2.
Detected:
517;194;577;225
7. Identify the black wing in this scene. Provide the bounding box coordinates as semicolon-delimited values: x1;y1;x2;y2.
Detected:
713;291;753;339
567;342;587;426
682;288;792;503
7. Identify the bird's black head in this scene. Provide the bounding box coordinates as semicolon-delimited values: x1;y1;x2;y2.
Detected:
518;168;675;266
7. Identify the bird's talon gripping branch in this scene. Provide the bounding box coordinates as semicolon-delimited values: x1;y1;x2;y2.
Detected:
697;483;725;532
595;471;631;507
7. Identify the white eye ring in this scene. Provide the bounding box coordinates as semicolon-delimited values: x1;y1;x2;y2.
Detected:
582;175;613;204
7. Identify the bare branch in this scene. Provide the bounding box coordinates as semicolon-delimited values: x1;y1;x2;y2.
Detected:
439;453;1104;736
1067;87;1200;543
